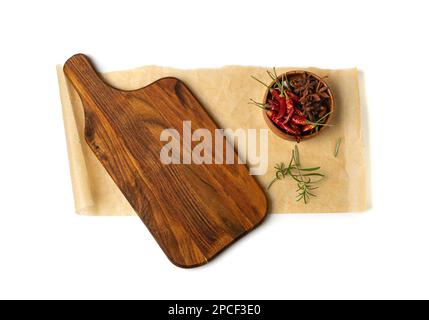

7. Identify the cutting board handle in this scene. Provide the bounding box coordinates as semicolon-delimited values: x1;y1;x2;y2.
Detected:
63;54;112;99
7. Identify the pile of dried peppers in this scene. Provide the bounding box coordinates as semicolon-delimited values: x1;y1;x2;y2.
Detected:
251;69;332;142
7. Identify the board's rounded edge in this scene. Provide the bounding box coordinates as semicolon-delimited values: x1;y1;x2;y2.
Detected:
169;195;270;269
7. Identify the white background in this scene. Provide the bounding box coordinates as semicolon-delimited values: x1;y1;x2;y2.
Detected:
1;0;428;299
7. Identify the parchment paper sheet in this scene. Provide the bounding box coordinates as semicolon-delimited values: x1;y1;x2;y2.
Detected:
57;65;366;215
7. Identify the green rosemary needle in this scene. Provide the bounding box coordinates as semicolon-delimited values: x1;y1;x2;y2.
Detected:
334;137;342;157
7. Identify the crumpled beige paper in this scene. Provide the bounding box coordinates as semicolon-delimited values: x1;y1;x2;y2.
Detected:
57;64;366;215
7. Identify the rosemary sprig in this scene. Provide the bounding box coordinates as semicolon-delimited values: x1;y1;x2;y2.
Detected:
251;75;271;89
266;69;276;81
266;67;286;96
283;79;290;90
334;137;342;157
249;99;270;110
273;67;278;79
268;146;324;204
306;111;334;128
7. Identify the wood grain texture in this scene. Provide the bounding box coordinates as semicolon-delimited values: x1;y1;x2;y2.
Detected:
63;54;268;268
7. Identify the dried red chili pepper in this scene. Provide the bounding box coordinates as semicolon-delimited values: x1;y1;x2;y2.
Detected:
286;95;295;113
268;111;300;136
283;96;295;123
294;108;305;117
282;123;300;136
289;123;302;141
268;99;279;112
271;89;280;100
271;90;287;119
291;115;307;126
290;122;301;134
286;90;300;103
302;124;315;132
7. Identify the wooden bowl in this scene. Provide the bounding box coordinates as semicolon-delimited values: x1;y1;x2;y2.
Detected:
262;70;334;141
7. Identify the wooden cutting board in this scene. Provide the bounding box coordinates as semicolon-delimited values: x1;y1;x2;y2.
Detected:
63;54;268;268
